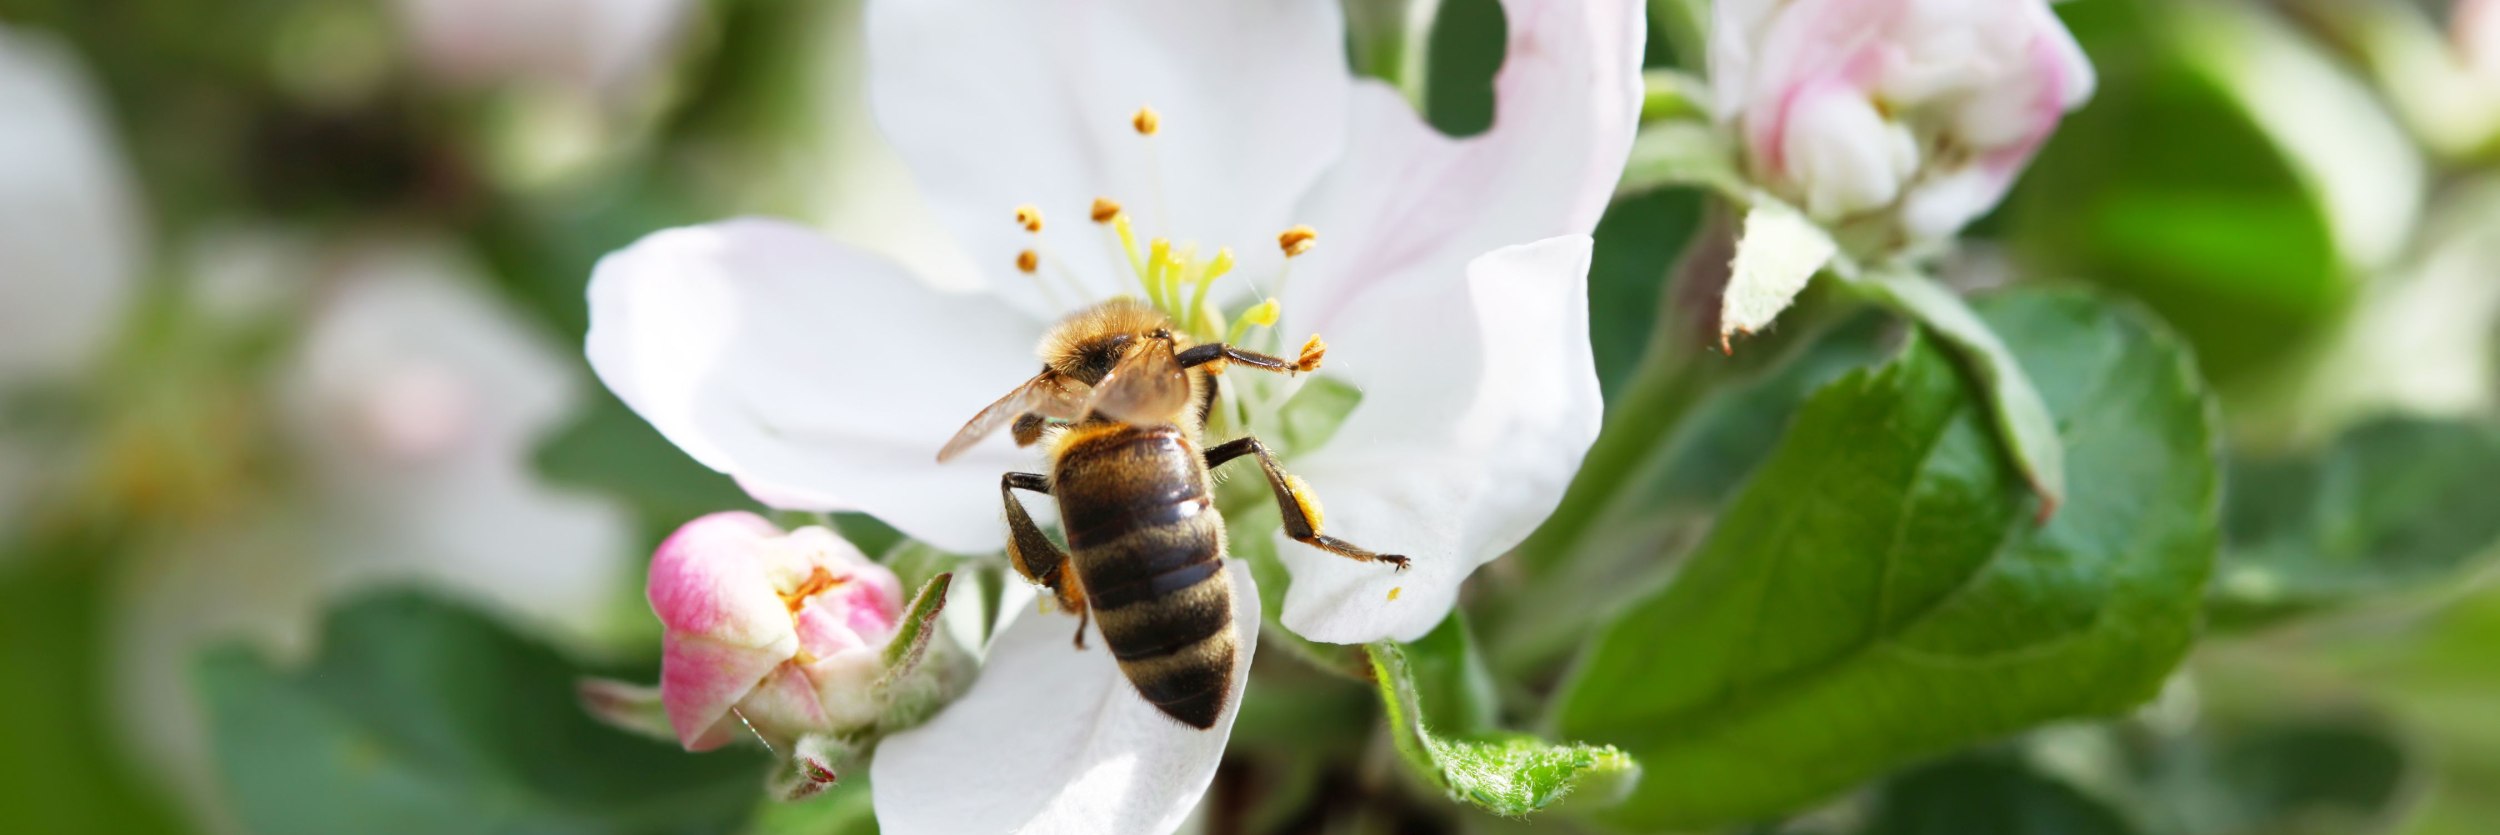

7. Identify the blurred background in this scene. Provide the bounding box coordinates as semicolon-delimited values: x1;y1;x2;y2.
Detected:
1;0;2497;833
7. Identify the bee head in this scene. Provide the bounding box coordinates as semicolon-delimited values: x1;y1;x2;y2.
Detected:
1041;299;1176;385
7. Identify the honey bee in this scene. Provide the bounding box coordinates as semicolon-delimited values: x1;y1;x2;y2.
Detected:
938;299;1410;729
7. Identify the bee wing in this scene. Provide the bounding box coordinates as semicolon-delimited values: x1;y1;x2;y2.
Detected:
1082;337;1191;426
938;371;1087;462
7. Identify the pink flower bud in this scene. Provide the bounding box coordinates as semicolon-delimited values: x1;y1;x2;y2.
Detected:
1713;0;2095;240
646;511;903;750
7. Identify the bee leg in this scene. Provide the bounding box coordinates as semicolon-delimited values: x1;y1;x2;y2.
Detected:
1175;337;1326;375
1001;472;1092;648
1202;437;1411;572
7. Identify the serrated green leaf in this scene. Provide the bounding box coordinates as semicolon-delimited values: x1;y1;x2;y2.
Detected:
2213;418;2500;628
1369;625;1636;817
1551;291;2218;829
198;594;766;835
1858;268;2067;514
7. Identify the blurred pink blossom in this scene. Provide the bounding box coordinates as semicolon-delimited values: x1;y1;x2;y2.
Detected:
1712;0;2095;239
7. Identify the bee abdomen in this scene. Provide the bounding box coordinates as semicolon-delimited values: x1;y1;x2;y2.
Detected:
1094;558;1235;730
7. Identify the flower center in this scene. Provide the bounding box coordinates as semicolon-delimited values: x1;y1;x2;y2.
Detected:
1005;106;1329;435
782;565;845;613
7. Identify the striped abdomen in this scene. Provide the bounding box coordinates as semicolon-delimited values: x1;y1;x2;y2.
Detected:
1053;423;1235;729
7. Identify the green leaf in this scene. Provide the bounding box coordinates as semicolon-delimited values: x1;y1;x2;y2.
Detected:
2136;713;2417;835
1618;121;1742;200
1368;621;1637;817
2008;0;2415;385
2212;418;2500;628
536;394;754;528
1857;269;2068;514
1587;188;1708;399
199;593;767;835
1720;202;1837;350
1862;753;2140;835
0;552;189;834
1551;290;2219;829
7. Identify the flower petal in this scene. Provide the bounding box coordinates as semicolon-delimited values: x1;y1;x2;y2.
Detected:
585;218;1049;553
864;0;1351;315
1278;237;1600;644
872;563;1260;835
1286;0;1641;327
0;27;141;382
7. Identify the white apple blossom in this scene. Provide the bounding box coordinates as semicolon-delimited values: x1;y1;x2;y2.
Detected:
1712;0;2096;241
583;0;1640;831
112;242;635;828
0;27;142;540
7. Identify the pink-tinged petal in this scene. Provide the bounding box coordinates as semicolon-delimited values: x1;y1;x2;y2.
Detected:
661;631;797;750
646;511;787;636
1281;237;1600;644
729;663;834;744
1287;0;1641;329
792;598;871;660
864;0;1351;317
873;563;1261;835
585;219;1048;554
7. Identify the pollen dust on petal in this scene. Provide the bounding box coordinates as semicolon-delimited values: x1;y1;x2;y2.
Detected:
1387;586;1402;602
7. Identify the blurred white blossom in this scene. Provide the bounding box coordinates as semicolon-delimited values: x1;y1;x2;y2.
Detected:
112;241;634;830
0;27;142;542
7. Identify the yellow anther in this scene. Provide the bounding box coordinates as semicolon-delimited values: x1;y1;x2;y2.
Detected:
1014;205;1044;233
1090;197;1123;223
1388;586;1403;602
1132;106;1161;136
1278;225;1318;257
1295;334;1327;373
1015;249;1040;274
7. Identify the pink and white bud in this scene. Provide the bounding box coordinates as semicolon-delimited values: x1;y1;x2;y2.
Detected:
1712;0;2095;240
647;511;904;751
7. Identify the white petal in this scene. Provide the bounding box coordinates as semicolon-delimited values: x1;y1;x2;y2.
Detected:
872;563;1260;835
864;0;1350;316
1780;87;1913;221
1279;237;1600;644
0;27;141;382
586;219;1048;554
1286;0;1642;327
281;244;634;646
